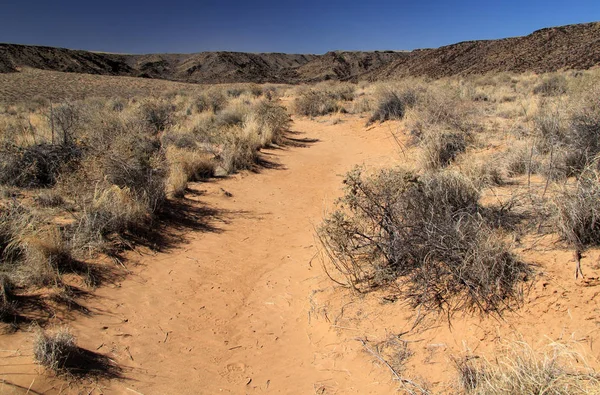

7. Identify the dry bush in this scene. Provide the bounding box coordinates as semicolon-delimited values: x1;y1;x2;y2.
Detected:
407;84;478;137
167;148;215;198
34;327;77;373
533;100;567;154
350;96;373;114
70;184;150;254
503;143;541;177
454;341;599;394
535;90;600;178
0;202;31;266
0;143;82;188
47;101;85;146
0;274;16;321
460;157;504;187
554;162;600;247
246;100;290;146
215;104;248;128
194;90;228;113
138;99;176;132
34;326;122;378
368;93;405;125
226;87;245;98
316;82;355;101
86;115;167;213
18;227;72;287
419;130;470;170
219;127;261;173
35;190;65;208
294;90;341;116
161;130;198;149
318;167;529;314
563;88;600;173
533;74;568;97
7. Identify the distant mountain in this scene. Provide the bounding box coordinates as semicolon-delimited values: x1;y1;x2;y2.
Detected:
1;22;600;84
365;22;600;80
0;44;405;83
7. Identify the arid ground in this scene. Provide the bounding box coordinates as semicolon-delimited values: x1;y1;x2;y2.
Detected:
1;50;600;394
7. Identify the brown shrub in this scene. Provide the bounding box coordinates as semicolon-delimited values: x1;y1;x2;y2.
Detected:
318;168;529;314
294;91;341;117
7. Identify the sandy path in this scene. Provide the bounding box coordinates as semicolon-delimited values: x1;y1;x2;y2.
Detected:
0;115;404;394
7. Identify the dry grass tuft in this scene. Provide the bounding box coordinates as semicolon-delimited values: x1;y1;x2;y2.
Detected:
454;341;600;394
419;130;470;170
554;162;600;247
34;326;77;373
533;74;568;97
294;90;342;117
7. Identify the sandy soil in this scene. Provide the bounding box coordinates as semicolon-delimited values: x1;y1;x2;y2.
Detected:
0;115;405;394
2;112;600;394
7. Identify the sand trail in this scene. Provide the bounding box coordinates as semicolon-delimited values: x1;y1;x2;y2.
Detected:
0;115;404;394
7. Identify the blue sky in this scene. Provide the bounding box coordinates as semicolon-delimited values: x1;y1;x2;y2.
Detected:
1;0;599;54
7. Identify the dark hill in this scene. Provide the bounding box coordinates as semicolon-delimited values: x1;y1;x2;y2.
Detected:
2;22;600;84
366;22;600;80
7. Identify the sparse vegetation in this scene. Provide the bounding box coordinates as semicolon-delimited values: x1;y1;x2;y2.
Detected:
554;161;600;247
3;68;600;392
318;167;529;314
294;90;342;116
533;74;568;96
34;326;77;373
0;84;292;325
454;341;600;394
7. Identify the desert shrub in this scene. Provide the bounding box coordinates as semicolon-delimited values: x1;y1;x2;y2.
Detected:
408;85;477;136
554;163;600;247
0;202;32;266
533;101;567;154
471;92;490;102
34;326;121;378
19;227;72;286
35;191;65;208
318;167;529;314
563;91;600;173
70;185;150;254
227;87;245;98
368;93;405;125
219;128;261;173
0;274;16;321
139;99;176;133
454;341;600;394
195;90;227;113
248;100;290;146
34;327;77;373
48;102;84;146
248;84;263;97
533;75;568;97
0;143;82;188
215;106;246;127
108;98;126;112
294;91;341;116
461;158;504;187
101;153;166;212
93;124;167;212
323;82;355;101
167;148;215;198
535;93;600;178
161;131;198;149
503;144;540;177
420;130;469;170
350;97;372;114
